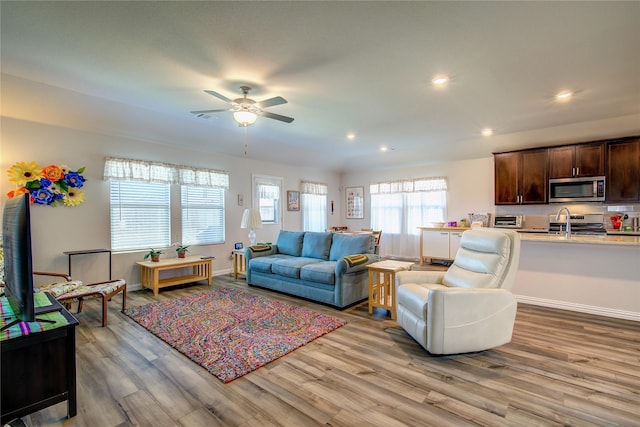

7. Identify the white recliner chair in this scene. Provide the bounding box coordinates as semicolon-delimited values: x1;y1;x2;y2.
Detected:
396;228;521;355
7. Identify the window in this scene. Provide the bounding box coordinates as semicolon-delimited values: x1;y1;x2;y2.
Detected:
181;186;225;245
301;181;328;232
110;180;171;251
253;175;282;225
105;157;229;251
370;177;447;258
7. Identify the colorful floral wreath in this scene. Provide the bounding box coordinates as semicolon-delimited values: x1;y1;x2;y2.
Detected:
7;161;87;206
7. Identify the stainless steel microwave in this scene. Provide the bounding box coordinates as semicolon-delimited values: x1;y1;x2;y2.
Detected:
549;176;605;203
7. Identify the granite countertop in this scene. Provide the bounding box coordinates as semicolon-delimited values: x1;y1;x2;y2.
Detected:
418;226;471;231
520;233;640;246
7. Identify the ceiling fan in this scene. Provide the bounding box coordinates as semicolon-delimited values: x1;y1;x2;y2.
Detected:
191;85;294;126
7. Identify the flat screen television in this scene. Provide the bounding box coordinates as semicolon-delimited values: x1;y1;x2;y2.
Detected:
2;193;60;331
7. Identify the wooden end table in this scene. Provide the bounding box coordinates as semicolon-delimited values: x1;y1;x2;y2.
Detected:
136;256;213;296
366;260;414;319
233;250;247;280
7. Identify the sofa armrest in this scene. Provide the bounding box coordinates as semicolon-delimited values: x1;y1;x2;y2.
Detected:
244;244;278;261
336;253;378;275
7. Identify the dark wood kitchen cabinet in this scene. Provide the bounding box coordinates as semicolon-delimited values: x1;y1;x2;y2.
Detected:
606;138;640;202
494;148;548;205
549;142;604;178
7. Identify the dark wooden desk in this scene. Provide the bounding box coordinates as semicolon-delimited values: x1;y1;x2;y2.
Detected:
1;295;79;424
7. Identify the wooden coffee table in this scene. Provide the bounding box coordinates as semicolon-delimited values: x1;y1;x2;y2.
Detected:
136;256;213;296
366;260;414;319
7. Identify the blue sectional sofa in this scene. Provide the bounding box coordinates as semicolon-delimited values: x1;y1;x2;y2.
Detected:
244;230;379;308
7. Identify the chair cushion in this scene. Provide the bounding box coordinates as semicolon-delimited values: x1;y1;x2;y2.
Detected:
329;233;372;261
443;229;511;289
38;280;83;297
301;232;333;260
276;231;305;257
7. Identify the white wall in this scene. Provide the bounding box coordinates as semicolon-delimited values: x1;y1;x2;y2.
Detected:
1;117;341;285
341;157;495;228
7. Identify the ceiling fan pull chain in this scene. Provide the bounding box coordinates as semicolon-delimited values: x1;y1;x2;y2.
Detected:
244;126;249;157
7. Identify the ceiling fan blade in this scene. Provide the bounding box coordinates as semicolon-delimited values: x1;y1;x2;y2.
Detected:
255;96;287;108
258;111;295;123
190;108;230;114
204;90;232;103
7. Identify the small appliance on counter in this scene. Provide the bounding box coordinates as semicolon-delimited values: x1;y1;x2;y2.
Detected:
493;215;523;229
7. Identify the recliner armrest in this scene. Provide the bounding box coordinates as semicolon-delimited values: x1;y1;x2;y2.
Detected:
396;270;446;287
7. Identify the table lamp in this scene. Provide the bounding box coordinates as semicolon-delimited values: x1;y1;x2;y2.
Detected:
241;208;263;246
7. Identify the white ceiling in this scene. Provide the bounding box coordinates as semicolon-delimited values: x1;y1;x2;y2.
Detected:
2;1;639;173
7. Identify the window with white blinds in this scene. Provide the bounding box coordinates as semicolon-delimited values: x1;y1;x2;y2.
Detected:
110;180;171;251
181;186;225;245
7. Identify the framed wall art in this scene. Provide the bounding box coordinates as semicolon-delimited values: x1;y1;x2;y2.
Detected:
345;186;364;219
287;190;300;211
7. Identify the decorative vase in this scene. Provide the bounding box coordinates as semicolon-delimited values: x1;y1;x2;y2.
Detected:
178;252;186;258
151;254;160;262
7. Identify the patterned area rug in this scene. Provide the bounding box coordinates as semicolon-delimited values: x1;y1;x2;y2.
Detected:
125;288;346;383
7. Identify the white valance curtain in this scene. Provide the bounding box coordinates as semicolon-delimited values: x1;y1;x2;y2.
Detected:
301;181;328;195
370;176;448;260
103;157;229;189
255;176;280;200
370;177;447;194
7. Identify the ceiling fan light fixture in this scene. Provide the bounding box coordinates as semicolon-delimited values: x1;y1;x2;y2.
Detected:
233;110;258;126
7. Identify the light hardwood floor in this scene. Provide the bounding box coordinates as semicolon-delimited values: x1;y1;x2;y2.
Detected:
16;274;640;427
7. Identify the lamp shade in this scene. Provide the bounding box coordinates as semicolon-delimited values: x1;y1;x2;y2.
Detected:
241;209;263;229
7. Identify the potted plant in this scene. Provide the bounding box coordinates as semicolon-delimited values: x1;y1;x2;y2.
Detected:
144;249;164;262
175;244;190;258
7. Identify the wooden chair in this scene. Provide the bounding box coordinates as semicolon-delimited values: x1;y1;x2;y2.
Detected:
35;272;126;327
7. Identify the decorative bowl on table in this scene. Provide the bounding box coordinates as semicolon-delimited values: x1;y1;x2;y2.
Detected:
431;222;445;228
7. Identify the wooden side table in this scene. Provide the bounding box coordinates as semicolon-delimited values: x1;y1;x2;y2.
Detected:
233;250;246;280
366;260;414;319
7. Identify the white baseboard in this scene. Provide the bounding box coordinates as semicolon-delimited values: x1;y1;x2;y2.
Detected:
515;295;640;322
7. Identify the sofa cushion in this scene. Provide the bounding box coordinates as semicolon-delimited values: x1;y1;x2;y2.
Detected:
301;232;333;260
329;233;373;261
300;261;336;285
249;255;290;273
271;257;319;279
276;231;305;257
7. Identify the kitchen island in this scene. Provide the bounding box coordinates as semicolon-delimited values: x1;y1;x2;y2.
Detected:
513;232;639;321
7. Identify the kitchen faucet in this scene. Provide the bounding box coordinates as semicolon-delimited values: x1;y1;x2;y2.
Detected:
555;207;572;238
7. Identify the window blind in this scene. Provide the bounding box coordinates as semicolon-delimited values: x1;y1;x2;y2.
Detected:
110;180;171;251
181;186;225;245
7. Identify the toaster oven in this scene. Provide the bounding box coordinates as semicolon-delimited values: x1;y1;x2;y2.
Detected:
493;215;523;229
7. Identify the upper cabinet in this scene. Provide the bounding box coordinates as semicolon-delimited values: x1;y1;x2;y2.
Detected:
495;148;548;205
549;142;604;179
606;138;640;203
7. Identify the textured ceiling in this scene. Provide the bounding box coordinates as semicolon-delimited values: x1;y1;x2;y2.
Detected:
2;1;639;173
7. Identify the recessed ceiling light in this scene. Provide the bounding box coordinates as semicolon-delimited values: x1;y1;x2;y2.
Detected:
432;75;449;86
555;90;574;101
482;128;493;137
380;146;388;152
346;132;356;140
